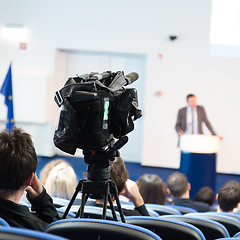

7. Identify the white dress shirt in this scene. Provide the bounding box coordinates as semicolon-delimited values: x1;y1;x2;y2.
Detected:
185;106;198;134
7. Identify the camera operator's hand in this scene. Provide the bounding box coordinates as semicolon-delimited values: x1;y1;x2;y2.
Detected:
25;173;44;200
121;179;144;208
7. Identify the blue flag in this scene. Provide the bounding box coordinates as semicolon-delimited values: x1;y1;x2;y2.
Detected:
0;64;14;130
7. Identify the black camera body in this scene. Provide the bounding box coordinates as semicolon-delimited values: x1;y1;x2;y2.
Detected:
53;71;142;160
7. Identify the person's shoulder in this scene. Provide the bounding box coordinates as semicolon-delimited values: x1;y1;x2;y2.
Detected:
178;107;187;112
191;200;210;212
197;105;205;110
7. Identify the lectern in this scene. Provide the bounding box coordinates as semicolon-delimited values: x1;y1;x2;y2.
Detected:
179;134;220;199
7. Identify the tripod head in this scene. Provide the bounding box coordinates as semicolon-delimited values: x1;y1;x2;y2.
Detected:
83;136;128;181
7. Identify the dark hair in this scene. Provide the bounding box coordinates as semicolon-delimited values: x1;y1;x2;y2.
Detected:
137;174;167;205
110;156;128;194
193;186;214;205
218;180;240;212
167;172;188;197
186;94;195;101
0;127;37;191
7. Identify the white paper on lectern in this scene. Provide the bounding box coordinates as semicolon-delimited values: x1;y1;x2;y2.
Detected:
179;134;220;154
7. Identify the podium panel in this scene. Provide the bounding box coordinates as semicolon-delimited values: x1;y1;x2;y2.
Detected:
180;152;216;199
179;135;219;199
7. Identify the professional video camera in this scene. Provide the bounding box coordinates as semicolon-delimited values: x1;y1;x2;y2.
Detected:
54;71;141;173
53;71;142;221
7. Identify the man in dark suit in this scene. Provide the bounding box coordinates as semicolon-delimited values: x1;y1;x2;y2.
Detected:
166;172;211;212
175;94;216;136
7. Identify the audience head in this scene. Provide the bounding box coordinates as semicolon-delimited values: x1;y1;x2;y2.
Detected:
167;172;190;198
0;127;37;191
193;186;215;206
110;156;129;195
40;159;77;200
217;180;240;213
137;174;168;205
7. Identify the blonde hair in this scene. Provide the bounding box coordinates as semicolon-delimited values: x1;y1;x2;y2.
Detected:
40;159;77;200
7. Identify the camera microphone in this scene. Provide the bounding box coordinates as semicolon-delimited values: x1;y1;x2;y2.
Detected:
125;72;139;85
108;71;139;91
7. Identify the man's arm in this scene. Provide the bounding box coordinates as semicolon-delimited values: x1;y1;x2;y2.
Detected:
175;109;184;135
121;179;149;216
201;107;216;135
26;173;59;223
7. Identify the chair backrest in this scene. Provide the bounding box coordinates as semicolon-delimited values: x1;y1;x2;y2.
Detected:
219;212;240;222
234;231;240;238
162;214;230;239
52;197;70;208
147;209;160;217
57;208;75;219
0;217;10;227
214;239;238;240
45;218;162;240
145;204;181;215
59;205;121;220
120;204;159;217
125;216;206;240
0;227;68;240
169;205;198;214
186;212;240;237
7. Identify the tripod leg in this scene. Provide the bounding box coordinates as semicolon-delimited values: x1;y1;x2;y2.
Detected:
110;181;126;223
76;193;90;218
62;179;84;219
102;192;108;220
108;194;118;221
114;193;126;223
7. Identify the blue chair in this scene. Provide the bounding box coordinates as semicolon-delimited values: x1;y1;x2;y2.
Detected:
168;205;198;214
0;227;69;240
45;218;162;240
52;197;70;208
234;231;240;238
125;216;206;240
59;205;121;220
214;239;237;240
214;239;236;240
147;209;160;217
57;208;75;218
162;214;230;239
0;217;10;227
186;212;240;237
120;204;160;217
219;212;240;222
145;204;181;215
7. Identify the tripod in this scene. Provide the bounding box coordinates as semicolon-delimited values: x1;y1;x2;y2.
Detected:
62;137;128;223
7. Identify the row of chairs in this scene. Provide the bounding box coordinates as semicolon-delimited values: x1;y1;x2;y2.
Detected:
2;197;240;240
44;217;240;240
0;214;240;240
53;196;199;215
56;205;240;239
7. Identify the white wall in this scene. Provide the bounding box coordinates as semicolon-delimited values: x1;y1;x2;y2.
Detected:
0;0;240;173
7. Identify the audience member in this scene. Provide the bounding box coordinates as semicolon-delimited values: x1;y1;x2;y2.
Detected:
136;174;168;205
166;172;210;212
217;180;240;213
193;186;215;206
87;156;150;216
0;127;59;230
40;159;77;200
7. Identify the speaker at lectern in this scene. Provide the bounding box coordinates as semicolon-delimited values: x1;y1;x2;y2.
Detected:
179;134;220;199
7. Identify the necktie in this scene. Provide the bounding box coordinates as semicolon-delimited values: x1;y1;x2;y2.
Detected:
192;108;194;134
